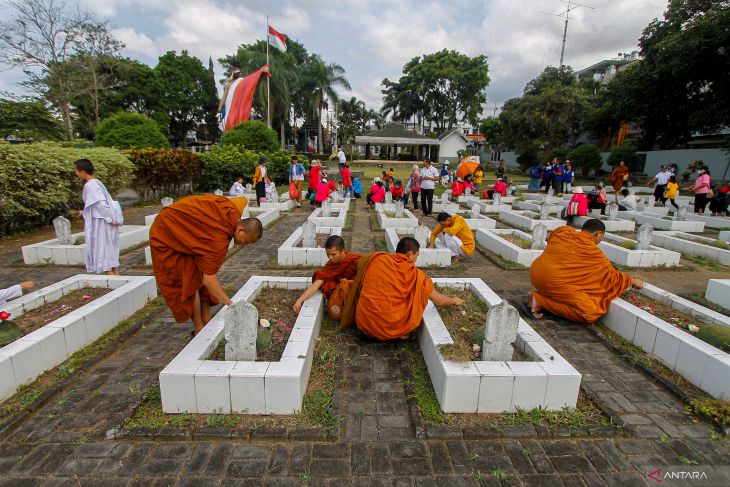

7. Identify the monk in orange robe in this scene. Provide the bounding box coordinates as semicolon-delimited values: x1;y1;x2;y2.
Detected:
341;237;463;340
609;161;630;202
150;195;262;333
293;235;362;313
528;219;644;323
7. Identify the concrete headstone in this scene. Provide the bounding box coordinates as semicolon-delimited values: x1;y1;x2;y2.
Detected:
161;197;173;207
394;200;405;218
224;301;257;361
547;188;554;198
214;189;223;196
676;205;688;221
465;187;472;197
648;195;656;208
321;200;331;217
245;183;253;192
471;203;481;217
607;203;619;221
301;221;317;248
539;204;550;220
493;192;501;208
481;301;520;361
53;216;73;245
636;224;653;251
385;192;393;204
414;224;430;249
442;191;450;203
531;224;548;250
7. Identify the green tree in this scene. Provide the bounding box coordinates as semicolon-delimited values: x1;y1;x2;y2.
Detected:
95;112;169;149
567;144;602;175
301;55;351;152
155;50;218;146
607;142;641;173
222;120;278;152
479;117;502;148
0;98;64;140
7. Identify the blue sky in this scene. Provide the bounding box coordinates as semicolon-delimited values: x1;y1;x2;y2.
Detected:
0;0;668;115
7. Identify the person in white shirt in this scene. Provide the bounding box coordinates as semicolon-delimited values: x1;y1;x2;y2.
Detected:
337;148;346;172
419;160;440;216
0;281;33;308
647;165;671;204
618;188;641;211
229;176;244;197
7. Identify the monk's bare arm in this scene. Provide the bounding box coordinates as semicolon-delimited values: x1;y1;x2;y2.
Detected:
202;274;233;306
294;279;325;312
429;289;463;307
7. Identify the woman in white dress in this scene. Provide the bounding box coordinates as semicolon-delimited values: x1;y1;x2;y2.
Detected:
73;159;122;275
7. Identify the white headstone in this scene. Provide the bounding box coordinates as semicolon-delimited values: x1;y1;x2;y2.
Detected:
531;224;548;250
607;203;619;221
245;183;253;192
53;216;72;245
465;187;472;197
648;195;656;208
266;192;275;203
547;188;554;198
161;197;173;207
482;301;520;361
301;221;317;248
676;205;688;221
414;224;430;249
442;191;451;203
385;192;393;204
636;224;653;251
214;189;223;196
394;200;405;218
471;203;481;217
539;204;550;220
224;301;257;361
321;200;331;217
493;192;501;208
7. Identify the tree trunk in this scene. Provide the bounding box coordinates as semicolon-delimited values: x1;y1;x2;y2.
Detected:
57;77;74;140
317;105;324;153
280;120;286;149
92;68;100;126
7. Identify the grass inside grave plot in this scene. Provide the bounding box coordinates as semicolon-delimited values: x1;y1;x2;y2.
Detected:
623;291;729;353
501;233;532;249
401;343;608;430
208;288;298;362
126;314;345;432
676;235;730;250
1;288;111;346
435;287;527;362
619;240;636;250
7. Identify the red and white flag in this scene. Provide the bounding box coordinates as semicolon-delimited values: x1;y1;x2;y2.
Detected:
268;25;287;52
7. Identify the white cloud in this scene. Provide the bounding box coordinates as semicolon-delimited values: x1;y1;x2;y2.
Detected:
112;28;156;57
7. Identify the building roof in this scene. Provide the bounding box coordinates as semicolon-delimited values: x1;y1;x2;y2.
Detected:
576;58;633;77
355;122;439;146
438;128;469;143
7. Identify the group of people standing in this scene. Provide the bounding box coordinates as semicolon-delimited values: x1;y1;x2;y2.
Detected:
527;159;575;194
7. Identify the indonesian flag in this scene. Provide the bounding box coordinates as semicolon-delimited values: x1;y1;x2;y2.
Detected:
219;65;269;132
268;25;287;52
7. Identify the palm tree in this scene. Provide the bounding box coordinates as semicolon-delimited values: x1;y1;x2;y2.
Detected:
302;55;351;152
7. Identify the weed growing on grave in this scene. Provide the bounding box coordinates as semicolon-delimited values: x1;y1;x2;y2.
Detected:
690;398;730;427
344;213;354;231
374;237;387;252
678;455;698;465
491;467;508;479
475;471;487;483
72;437;88;446
690;255;725;271
369;213;383;231
206;415;225;427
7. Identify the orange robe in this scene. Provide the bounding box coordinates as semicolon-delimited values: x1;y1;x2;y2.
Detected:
312;252;362;298
150;195;241;323
609;165;629;191
530;226;632;324
345;253;434;340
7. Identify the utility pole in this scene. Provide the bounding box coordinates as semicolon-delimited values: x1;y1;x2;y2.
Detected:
539;0;594;67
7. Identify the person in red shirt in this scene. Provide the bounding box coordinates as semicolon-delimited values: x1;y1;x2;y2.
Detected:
308;159;321;207
451;178;465;200
341;162;353;198
367;179;386;208
391;180;404;201
485;178;507;199
314;179;331;207
463;174;475;193
328;180;337;192
565;187;589;224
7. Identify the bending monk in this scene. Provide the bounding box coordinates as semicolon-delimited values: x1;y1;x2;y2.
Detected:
341;237;463;340
149;194;262;334
528;219;644;323
293;235;362;313
428;212;475;260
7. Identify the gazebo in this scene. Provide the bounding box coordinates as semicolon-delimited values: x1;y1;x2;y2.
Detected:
355;123;440;161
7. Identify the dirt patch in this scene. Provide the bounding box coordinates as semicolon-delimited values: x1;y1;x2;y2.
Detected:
209;288;299;362
501;233;532;249
2;288;111;346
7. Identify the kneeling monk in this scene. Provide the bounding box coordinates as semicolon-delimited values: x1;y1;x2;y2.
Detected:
150;194;262;333
293;235;362;314
342;237;463;340
528;219;644;323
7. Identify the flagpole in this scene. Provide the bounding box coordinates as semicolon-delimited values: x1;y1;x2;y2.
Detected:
266;15;271;129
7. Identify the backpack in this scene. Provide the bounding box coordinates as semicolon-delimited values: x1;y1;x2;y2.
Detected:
327;279;352;320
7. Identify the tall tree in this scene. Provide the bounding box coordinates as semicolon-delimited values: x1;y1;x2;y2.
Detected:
301;55;351;152
0;0;96;139
0;98;65;140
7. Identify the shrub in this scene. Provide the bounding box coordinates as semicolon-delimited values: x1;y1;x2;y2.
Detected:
196;146;294;192
0;142;134;233
568;144;603;175
96;112;169;149
547;146;570;162
127;148;200;198
222;121;279;152
607;142;641;173
396;152;416;161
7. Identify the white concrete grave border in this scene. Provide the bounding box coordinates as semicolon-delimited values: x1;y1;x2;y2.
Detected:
475;229;543;267
278;226;343;266
22;225;150;265
384;228;451;267
420;278;581;413
705;280;730;311
599;233;681;268
718;231;730;242
159;276;322;414
651;231;730;265
616;212;705;232
572;216;635;232
603;283;730;400
375;205;418;229
0;274;156;401
308;207;347;228
498;210;566;231
685;213;730;229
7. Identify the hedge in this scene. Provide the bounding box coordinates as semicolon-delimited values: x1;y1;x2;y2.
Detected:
222;121;279;152
197;146;295;192
0;142;134;233
127;148;199;198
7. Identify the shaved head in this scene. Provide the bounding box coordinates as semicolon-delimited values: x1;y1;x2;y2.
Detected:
237;217;263;239
324;235;345;250
581;218;606;234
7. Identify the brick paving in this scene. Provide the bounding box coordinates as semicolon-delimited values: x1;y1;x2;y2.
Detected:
0;200;728;486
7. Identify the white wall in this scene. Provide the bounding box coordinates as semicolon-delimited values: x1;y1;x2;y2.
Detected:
641;149;729;179
438;134;468;162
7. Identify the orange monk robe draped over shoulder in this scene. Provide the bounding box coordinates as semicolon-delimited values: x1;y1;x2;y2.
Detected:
312;252;362;298
609;165;629;192
530;226;632;324
354;253;434;340
150;195;242;323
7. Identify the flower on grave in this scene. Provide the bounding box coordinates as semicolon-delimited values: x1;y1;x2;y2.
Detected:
688;324;699;333
472;344;481;353
82;295;91;300
0;311;10;321
259;318;270;328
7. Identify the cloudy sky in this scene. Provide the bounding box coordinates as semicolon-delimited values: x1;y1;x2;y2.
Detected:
0;0;668;115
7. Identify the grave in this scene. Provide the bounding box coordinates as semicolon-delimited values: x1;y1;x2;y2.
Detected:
475;229;544;266
0;275;156;401
53;216;72;245
720;231;730;242
308;206;347;228
375;204;419;229
651;231;730;265
571;215;635;232
498;209;566;232
159;276;323;414
223;301;257;361
685;213;730;229
598;231;681;267
705;279;730;310
144;197;174;226
481;301;520;361
603;282;730;400
278;224;343;266
463;203;497;230
22;225;150;265
531;224;547;250
419;278;581;412
384;226;451;267
616;211;705;232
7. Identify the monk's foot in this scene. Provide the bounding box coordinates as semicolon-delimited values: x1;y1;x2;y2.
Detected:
526;293;545;319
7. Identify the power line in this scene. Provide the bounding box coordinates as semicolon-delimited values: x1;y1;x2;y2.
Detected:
539;0;595;67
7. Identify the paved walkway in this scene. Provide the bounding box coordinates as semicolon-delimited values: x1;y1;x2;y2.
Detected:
0;200;728;486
